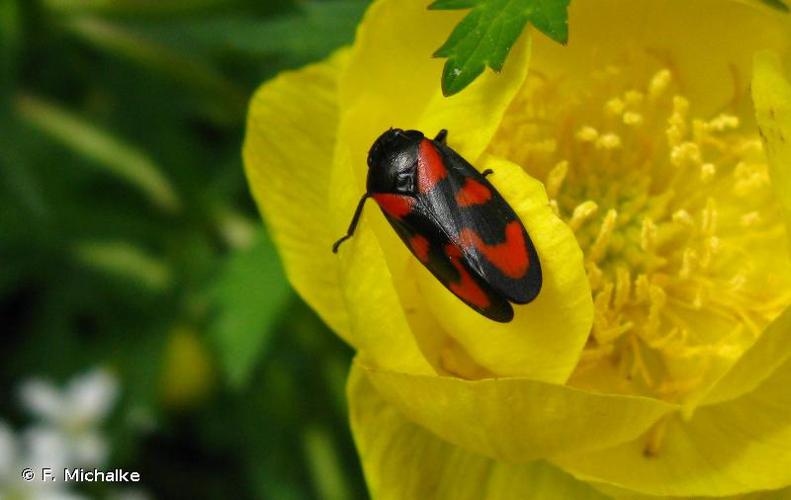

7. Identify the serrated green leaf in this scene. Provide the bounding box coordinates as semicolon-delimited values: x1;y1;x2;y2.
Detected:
432;0;570;96
209;228;292;389
429;0;483;9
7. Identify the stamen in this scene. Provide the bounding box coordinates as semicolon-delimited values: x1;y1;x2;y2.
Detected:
545;161;568;199
649;69;672;99
576;126;599;143
605;98;625;116
670;142;702;168
623;112;643;126
487;58;791;406
700;163;716;183
569;201;599;231
596;133;621;150
589;209;618;262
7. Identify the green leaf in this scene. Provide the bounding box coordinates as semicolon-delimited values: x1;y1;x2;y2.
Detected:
73;240;172;291
41;0;228;17
132;1;368;66
760;0;789;12
302;425;352;500
0;0;20;89
15;93;181;213
431;0;570;96
209;228;292;389
61;16;246;124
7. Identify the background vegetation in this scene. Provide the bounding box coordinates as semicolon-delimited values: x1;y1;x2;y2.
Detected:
0;0;372;498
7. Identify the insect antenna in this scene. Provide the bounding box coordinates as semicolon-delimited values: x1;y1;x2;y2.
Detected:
332;193;370;253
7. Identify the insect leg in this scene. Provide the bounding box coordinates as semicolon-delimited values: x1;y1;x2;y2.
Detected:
481;169;494;177
332;193;370;253
434;129;448;144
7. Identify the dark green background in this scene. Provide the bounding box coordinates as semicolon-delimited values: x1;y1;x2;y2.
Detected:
0;0;372;498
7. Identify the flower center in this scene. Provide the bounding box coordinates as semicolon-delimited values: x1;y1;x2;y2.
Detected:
488;62;791;403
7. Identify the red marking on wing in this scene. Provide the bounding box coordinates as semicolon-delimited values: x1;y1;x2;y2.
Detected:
455;178;492;207
410;235;430;263
417;139;447;194
458;221;530;279
445;245;491;309
373;194;414;218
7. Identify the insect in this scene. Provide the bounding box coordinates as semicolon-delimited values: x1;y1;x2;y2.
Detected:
332;128;541;322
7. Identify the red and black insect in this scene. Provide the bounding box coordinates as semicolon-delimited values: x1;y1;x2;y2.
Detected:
333;128;541;322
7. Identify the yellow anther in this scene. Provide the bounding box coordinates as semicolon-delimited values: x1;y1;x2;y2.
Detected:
679;248;699;278
700;163;716;183
592;283;614;333
706;114;739;131
641;217;658;252
605;98;625;116
733;162;770;196
545;160;568;199
614;266;632;309
672;209;694;226
672;95;689;115
666;96;690;146
649;69;672;98
644;284;667;339
623;111;643;126
596;133;622;150
670;142;702;167
576;126;599;143
589;209;618;262
569;200;599;231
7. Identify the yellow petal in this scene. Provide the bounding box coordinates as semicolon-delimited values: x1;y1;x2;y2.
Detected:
243;50;352;341
533;0;790;116
702;306;791;407
338;0;531;163
753;50;791;246
554;354;791;496
329;0;533;374
348;363;610;500
418;156;593;381
357;360;674;464
334;206;435;375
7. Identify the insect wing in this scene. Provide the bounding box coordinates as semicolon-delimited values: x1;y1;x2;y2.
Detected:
382;208;514;322
417;139;542;305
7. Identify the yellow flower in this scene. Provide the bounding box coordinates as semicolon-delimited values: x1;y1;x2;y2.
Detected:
244;0;791;497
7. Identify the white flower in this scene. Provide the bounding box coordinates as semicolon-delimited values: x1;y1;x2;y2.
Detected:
19;369;118;467
0;421;86;500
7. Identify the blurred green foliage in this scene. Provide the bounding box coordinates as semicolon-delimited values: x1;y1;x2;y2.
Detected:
0;0;371;498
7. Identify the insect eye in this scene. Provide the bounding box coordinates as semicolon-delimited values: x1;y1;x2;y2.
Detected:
395;170;415;193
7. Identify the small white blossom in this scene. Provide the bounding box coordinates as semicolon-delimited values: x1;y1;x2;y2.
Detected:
19;369;118;467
